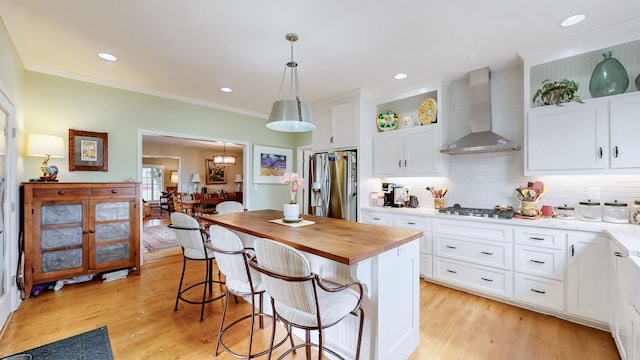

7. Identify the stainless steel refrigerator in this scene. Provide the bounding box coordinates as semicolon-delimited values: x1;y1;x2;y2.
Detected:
308;150;357;222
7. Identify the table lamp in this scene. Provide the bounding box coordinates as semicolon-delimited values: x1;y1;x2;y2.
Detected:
170;171;179;185
27;134;65;181
190;172;202;193
234;173;243;192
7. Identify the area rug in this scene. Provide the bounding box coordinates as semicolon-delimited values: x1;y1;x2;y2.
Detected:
2;326;113;360
142;224;179;252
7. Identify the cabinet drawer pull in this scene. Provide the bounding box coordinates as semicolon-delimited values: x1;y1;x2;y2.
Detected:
398;160;402;168
407;221;416;225
481;277;493;282
446;245;457;249
57;190;67;196
373;217;381;221
529;259;545;264
571;244;575;257
530;288;546;294
529;237;545;241
598;147;603;159
89;229;95;233
111;189;118;194
82;230;89;234
480;251;493;255
446;269;457;274
614;146;619;158
404;160;407;167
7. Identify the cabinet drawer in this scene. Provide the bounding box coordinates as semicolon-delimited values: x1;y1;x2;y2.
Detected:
434;234;512;270
91;186;137;197
361;212;393;226
515;245;565;280
33;187;90;198
514;273;564;312
433;219;512;243
394;215;430;231
514;227;566;249
434;257;512;298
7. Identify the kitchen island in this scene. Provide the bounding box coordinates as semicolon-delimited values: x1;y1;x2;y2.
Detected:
200;209;423;360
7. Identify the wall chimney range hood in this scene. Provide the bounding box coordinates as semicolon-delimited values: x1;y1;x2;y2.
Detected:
440;67;520;155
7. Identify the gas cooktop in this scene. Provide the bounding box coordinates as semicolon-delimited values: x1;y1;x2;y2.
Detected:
438;204;516;219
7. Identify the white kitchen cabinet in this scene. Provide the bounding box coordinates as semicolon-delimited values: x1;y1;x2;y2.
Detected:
610;92;640;169
566;231;610;324
612;241;633;360
394;214;432;279
526;100;607;173
373;126;441;176
526;92;640;174
361;209;432;279
312;96;359;151
432;218;513;299
521;29;640;175
513;227;566;311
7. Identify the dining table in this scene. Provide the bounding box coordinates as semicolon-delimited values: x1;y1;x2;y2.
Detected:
200;209;423;360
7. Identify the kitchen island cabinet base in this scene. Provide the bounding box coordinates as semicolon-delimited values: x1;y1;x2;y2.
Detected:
240;233;420;360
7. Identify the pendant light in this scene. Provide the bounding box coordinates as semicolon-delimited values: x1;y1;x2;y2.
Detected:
266;33;315;132
213;142;236;165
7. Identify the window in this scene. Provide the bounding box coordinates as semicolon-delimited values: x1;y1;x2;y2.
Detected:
142;164;164;202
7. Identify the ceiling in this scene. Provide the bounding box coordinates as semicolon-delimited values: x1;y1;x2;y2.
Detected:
1;1;639;123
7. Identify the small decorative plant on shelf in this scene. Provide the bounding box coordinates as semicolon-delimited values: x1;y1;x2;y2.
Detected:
281;172;304;204
532;79;584;107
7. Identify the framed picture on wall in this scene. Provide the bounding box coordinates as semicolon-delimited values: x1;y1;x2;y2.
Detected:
253;145;292;184
68;129;108;171
206;159;226;184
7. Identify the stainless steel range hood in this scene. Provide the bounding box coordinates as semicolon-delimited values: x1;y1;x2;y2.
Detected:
440;67;520;155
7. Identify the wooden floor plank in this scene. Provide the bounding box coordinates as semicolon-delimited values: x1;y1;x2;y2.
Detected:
0;252;619;359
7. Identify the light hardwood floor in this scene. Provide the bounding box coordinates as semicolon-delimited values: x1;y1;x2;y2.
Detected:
0;249;619;359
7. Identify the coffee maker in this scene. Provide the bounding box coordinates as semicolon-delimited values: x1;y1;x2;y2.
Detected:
382;182;394;207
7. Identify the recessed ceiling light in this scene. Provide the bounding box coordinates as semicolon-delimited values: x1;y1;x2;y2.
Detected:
220;86;233;93
394;73;408;80
98;52;117;62
561;14;586;27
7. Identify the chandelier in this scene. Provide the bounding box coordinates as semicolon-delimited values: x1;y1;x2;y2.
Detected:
213;143;236;165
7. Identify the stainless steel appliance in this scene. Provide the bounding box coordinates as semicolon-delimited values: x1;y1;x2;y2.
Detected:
308;150;357;221
438;204;516;219
392;186;409;207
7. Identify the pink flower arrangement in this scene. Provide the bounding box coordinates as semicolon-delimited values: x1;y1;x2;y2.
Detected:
281;172;304;204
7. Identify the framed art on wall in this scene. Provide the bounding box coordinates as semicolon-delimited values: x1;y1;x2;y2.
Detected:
69;129;108;171
206;159;226;184
253;145;292;184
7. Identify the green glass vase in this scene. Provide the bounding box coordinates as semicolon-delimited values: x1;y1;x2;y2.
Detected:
589;51;629;98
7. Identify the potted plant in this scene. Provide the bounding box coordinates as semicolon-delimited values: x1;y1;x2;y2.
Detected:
532;79;584;106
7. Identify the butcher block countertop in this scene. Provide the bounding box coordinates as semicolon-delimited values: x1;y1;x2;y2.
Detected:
200;209;422;265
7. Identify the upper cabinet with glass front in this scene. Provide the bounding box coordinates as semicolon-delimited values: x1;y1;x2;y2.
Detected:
520;19;640;175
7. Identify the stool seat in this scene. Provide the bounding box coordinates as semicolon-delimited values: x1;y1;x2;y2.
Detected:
170;212;224;322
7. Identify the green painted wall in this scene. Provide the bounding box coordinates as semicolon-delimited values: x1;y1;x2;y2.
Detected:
1;16;312;210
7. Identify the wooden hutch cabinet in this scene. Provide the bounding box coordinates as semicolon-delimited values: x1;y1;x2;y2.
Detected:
21;182;141;298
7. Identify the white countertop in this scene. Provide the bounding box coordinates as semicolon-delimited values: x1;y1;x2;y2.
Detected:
362;206;640;256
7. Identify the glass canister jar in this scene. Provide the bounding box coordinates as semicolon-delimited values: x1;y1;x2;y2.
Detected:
631;200;640;225
603;201;629;223
555;205;576;220
577;200;602;222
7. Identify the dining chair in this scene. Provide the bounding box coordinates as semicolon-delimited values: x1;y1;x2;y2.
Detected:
250;238;365;360
207;225;292;359
170;212;224;321
216;201;246;214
